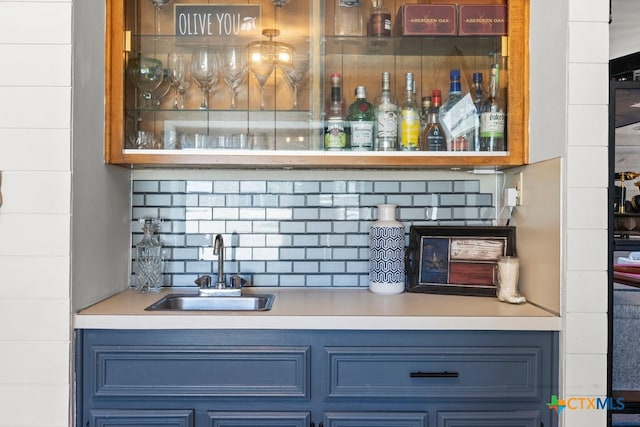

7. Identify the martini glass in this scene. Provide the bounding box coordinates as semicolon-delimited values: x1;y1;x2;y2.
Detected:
191;47;219;110
282;54;310;110
148;0;172;35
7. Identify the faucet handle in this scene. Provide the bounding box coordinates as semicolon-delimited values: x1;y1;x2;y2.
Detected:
230;275;247;288
195;274;212;288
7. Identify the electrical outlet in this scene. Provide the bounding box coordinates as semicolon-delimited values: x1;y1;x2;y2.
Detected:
513;171;524;205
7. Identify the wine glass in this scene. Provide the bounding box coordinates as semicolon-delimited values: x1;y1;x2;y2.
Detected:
148;0;171;35
191;47;219;110
247;47;275;111
282;54;310;110
150;69;172;108
126;56;164;109
219;46;247;110
167;53;186;110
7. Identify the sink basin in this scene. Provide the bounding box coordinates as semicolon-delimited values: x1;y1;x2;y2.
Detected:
145;294;275;312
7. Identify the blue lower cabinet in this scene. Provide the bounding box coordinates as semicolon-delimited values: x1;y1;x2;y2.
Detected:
323;411;428;426
76;330;558;427
89;409;194;426
206;411;311;426
436;410;541;426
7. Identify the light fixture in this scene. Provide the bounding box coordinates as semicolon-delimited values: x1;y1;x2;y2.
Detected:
247;29;294;67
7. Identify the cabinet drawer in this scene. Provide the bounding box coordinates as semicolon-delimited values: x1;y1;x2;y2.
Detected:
206;411;311;427
90;409;194;426
436;410;541;426
91;345;310;398
323;411;428;427
326;346;542;400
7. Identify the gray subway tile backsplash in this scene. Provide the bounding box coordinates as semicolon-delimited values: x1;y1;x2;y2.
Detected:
132;178;496;288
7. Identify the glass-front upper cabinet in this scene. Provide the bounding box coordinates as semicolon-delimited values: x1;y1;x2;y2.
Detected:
105;0;528;168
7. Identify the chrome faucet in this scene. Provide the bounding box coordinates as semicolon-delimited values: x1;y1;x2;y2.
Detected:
213;234;225;288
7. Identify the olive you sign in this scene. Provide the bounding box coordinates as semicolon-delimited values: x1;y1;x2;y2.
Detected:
174;4;261;38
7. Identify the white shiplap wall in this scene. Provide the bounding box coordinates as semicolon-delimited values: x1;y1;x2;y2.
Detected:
563;0;610;426
0;1;72;426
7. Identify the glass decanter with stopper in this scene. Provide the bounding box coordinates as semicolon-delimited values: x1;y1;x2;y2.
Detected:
135;217;164;293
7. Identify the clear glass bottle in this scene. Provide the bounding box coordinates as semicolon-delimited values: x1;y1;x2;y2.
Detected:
480;64;506;151
470;72;484;151
368;0;391;37
347;85;375;150
419;95;431;138
440;69;475;151
335;0;365;36
399;72;420;151
135;217;164;293
420;89;446;151
373;71;398;151
324;72;348;150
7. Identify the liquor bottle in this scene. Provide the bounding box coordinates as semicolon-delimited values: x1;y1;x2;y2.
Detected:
471;72;484;151
419;95;431;138
373;71;398;151
335;0;365;36
440;69;475;151
135;217;164;293
368;0;391;37
399;72;420;151
420;89;446;151
324;72;348;150
480;64;506;151
347;85;375;150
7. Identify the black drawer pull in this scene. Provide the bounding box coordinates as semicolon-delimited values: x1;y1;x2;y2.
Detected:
410;371;459;378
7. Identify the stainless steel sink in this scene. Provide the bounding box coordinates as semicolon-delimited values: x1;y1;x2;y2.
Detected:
145;294;275;311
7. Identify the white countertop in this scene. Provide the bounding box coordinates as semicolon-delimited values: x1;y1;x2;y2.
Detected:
73;287;561;331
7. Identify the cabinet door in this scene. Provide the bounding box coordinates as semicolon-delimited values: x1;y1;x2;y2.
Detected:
206;411;311;427
89;409;194;426
105;0;528;168
436;410;541;427
323;411;428;427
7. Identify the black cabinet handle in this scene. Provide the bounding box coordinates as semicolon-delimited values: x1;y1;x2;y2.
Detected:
410;371;459;378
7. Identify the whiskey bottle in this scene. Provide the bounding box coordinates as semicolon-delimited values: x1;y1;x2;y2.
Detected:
373;71;398;151
399;72;420;151
480;64;506;151
324;72;348;150
369;0;391;37
347;86;375;150
420;89;446;151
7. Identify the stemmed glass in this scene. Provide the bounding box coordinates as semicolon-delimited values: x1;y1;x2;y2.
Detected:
167;53;186;109
191;47;219;110
282;54;310;110
148;0;172;35
248;47;275;111
126;56;164;109
219;47;247;110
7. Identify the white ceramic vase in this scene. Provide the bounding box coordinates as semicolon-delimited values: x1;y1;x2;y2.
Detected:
369;204;405;295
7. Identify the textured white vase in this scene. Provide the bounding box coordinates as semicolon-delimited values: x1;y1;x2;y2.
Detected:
369;204;405;295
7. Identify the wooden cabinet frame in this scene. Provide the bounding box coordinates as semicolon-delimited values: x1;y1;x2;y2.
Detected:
105;0;529;168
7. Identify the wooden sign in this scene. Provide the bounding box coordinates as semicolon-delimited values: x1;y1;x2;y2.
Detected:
174;4;261;38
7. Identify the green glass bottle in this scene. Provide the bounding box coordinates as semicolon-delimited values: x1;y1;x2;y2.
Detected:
347;86;375;150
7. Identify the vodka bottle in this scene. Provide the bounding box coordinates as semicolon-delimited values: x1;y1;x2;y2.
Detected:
135;217;164;293
373;71;398;151
324;72;348;150
420;89;446;151
347;86;375;150
368;0;391;37
480;64;506;151
399;72;420;151
440;69;474;151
